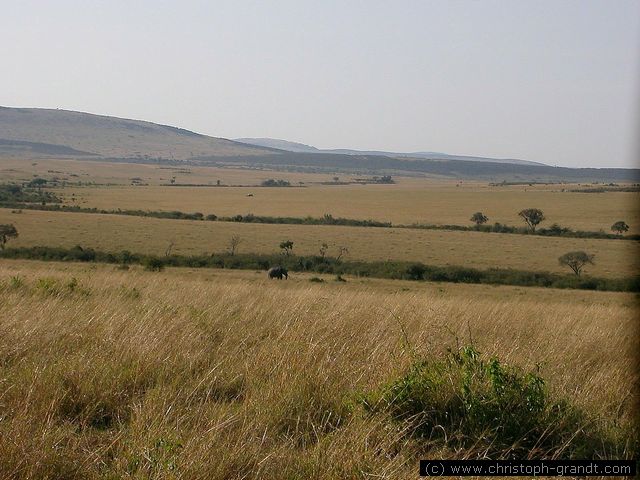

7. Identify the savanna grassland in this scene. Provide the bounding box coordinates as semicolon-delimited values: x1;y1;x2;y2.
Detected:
59;182;640;233
3;158;639;231
1;158;639;478
1;208;638;278
0;260;637;479
2;160;640;278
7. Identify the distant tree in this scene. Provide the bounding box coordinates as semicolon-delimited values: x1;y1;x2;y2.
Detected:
0;224;18;250
558;251;595;276
611;221;629;235
228;235;243;256
322;213;335;224
470;212;488;228
518;208;545;232
319;242;329;258
280;240;294;256
336;246;349;261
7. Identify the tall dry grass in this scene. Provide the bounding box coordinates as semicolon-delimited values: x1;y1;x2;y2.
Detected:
0;262;637;479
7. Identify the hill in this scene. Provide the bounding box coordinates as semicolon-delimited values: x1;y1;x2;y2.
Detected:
0;107;276;160
201;151;640;182
234;137;544;166
234;137;320;154
1;107;637;181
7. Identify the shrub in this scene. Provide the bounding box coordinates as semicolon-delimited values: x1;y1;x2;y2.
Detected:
261;178;290;187
405;263;427;280
9;275;24;289
35;277;62;296
362;346;625;458
143;257;165;272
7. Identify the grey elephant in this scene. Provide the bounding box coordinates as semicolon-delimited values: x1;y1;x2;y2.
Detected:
267;265;288;280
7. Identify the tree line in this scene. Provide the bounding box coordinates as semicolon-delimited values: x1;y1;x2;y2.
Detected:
1;244;638;293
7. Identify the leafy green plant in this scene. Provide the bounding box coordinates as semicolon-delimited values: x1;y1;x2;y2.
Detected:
9;275;24;289
362;346;628;458
35;277;62;296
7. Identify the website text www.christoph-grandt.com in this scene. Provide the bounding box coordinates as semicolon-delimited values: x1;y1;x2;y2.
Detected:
419;460;637;477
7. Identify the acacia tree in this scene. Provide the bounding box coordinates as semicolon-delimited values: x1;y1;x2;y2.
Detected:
0;224;18;250
518;208;545;232
611;221;629;235
470;212;488;228
228;235;243;256
336;246;349;261
280;240;294;256
558;251;595;276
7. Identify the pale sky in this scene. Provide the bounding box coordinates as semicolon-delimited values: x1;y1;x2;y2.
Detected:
1;0;639;168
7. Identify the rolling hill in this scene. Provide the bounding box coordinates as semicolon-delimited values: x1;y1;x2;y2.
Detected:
234;137;544;166
0;107;276;160
1;106;638;182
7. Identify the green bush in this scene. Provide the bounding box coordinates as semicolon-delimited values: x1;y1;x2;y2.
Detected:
362;346;630;458
35;277;62;296
406;263;427;280
9;275;24;289
143;257;165;272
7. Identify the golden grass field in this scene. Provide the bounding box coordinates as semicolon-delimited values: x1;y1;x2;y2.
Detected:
0;260;637;478
0;158;335;187
60;183;640;233
2;158;639;232
1;208;638;278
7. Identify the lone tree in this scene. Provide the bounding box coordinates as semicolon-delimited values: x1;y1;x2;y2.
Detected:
470;212;488;228
558;251;595;276
165;240;175;257
280;240;294;256
336;245;349;261
518;208;545;232
611;221;629;235
228;235;243;256
0;224;18;250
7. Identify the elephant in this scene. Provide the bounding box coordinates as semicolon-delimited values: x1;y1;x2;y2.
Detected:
268;265;288;280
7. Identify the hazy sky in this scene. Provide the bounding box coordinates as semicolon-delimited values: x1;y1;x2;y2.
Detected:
2;1;639;168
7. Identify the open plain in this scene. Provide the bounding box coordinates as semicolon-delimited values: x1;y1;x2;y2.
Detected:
0;260;637;478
